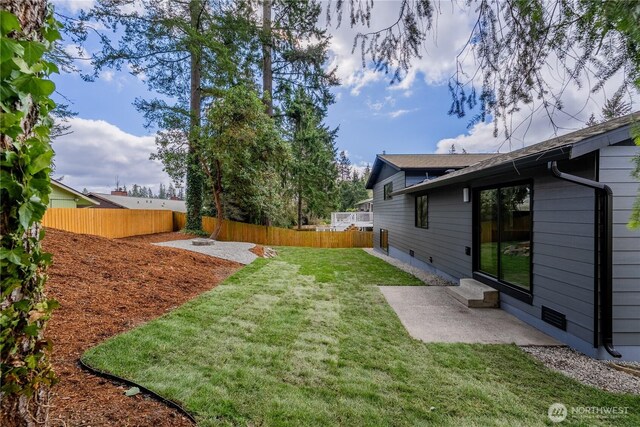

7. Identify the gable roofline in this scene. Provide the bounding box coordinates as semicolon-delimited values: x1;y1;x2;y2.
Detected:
87;192;128;208
51;179;99;206
365;155;400;189
394;111;639;196
365;153;498;189
87;192;187;212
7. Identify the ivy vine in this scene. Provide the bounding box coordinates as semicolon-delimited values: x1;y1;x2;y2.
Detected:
0;9;60;400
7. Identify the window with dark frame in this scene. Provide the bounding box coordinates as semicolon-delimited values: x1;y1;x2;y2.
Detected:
415;195;428;228
383;182;393;200
477;183;532;292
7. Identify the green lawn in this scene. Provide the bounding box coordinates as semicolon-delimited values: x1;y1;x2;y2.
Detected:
83;248;639;426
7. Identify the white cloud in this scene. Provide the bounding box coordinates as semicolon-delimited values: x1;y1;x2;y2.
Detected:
52;0;95;14
326;2;477;95
367;99;384;112
101;70;114;82
434;82;638;154
52;117;173;194
388;109;417;119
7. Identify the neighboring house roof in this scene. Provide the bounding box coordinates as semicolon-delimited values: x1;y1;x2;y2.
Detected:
88;193;187;212
379;153;498;169
366;153;499;189
394;111;640;196
51;179;99;206
355;198;373;205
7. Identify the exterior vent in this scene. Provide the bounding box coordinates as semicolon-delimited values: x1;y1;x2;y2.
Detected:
409;250;414;257
541;306;567;331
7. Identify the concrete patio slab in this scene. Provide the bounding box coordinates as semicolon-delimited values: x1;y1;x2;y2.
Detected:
379;286;561;345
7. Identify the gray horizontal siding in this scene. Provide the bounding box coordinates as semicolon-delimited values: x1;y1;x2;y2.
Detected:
373;172;472;281
600;144;640;347
526;172;597;345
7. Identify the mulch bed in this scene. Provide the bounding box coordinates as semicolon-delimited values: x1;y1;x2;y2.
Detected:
42;229;243;426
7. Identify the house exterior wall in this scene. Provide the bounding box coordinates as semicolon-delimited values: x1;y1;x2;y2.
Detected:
497;167;598;355
599;143;640;353
370;157;640;358
373;171;474;282
49;185;79;208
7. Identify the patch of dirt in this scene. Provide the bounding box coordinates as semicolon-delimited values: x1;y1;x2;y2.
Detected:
249;244;266;257
42;229;243;426
249;245;277;258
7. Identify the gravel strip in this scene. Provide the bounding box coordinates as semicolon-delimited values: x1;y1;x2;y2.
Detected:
154;239;258;265
521;346;640;394
363;248;454;286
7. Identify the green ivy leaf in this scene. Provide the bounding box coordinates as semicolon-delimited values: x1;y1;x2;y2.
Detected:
0;111;21;131
13;74;55;97
20;41;46;65
0;38;24;62
0;11;20;36
18;201;33;230
0;248;24;266
42;27;61;43
23;324;39;337
28;151;53;175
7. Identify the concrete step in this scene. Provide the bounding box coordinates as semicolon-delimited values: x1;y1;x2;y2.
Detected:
446;278;499;308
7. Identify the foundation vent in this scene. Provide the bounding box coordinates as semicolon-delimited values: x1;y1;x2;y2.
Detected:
541;306;567;331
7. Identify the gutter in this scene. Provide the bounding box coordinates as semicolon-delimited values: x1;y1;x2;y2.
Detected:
393;146;572;196
548;161;621;358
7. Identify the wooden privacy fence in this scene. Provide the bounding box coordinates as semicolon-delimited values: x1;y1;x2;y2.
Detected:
42;208;373;248
42;208;174;239
174;212;373;248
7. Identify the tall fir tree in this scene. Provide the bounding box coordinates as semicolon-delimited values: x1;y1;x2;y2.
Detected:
286;88;338;229
67;1;255;231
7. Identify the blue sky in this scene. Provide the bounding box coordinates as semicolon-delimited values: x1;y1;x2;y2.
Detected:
50;0;634;193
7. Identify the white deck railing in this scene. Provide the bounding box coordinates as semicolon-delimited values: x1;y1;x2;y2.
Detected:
328;212;374;231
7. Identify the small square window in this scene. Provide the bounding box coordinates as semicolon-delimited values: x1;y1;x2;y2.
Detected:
415;195;428;228
384;182;393;200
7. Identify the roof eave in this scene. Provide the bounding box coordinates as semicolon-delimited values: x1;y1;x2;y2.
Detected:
87;193;127;209
366;155;400;189
570;123;633;159
51;180;99;205
394;147;572;196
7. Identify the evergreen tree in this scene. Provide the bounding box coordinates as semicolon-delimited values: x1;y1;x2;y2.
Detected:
168;182;176;199
337;150;351;181
68;1;255;232
259;0;338;116
337;169;369;211
363;163;371;183
129;184;140;197
601;88;632;121
158;183;166;199
198;84;290;239
286;88;338;229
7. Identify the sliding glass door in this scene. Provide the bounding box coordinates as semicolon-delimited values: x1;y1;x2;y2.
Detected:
477;183;532;291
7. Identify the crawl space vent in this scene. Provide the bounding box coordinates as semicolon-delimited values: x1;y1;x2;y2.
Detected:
541;306;567;331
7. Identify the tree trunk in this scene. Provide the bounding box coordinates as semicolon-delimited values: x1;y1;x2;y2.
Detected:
262;0;273;117
297;185;302;230
210;160;224;240
186;0;203;231
0;1;52;426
